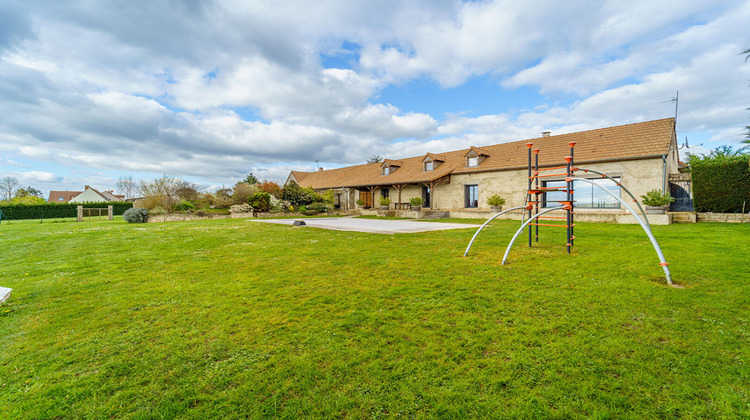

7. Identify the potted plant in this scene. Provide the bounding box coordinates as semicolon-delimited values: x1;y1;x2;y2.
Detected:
487;194;506;212
356;198;365;208
378;196;391;210
409;197;424;211
640;189;675;214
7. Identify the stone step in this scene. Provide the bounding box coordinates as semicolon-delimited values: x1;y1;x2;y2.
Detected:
421;211;450;220
670;212;696;223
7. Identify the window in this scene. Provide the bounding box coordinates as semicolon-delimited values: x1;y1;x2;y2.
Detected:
467;157;478;167
465;185;478;208
381;188;389;198
543;178;621;209
382;166;390;175
58;196;64;201
424;161;434;171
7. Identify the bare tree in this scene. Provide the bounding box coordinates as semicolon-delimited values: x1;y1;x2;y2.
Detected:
0;176;20;201
138;175;182;211
117;175;137;199
366;155;383;164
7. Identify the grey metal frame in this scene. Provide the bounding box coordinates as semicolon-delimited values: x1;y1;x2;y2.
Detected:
463;206;527;256
501;178;672;285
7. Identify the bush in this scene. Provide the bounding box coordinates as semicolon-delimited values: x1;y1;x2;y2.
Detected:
249;192;271;212
213;194;232;209
298;205;307;213
487;195;506;206
378;196;391;206
176;200;196;211
257;181;283;199
356;199;365;206
0;202;133;220
307;202;332;213
640;190;675;207
690;155;750;213
123;208;148;223
282;181;315;206
232;183;258;204
409;197;424;206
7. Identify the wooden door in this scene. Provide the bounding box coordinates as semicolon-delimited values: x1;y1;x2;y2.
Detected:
361;191;373;208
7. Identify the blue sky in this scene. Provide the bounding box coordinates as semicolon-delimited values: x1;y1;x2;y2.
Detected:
1;0;749;198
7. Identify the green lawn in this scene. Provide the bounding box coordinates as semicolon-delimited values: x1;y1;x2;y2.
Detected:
1;218;748;418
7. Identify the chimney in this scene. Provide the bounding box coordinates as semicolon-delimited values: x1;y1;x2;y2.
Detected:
318;167;324;171
542;131;551;137
84;185;90;189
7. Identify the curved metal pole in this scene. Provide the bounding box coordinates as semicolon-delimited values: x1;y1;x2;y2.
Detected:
570;178;672;285
576;168;650;228
501;207;567;264
464;206;527;256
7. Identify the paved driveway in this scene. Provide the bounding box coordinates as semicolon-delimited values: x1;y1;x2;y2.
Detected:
248;217;481;234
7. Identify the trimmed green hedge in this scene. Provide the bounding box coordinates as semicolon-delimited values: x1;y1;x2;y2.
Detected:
0;202;133;220
691;156;750;213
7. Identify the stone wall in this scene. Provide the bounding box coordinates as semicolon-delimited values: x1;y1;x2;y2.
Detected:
696;212;750;223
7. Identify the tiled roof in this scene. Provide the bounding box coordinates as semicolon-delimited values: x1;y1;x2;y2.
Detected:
292;118;675;189
47;191;82;203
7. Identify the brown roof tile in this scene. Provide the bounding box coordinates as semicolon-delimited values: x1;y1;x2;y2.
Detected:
291;118;675;189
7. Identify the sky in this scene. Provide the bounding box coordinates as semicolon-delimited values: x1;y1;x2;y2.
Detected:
1;0;749;198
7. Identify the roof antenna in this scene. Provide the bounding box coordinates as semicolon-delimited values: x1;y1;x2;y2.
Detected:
678;135;702;150
660;91;678;120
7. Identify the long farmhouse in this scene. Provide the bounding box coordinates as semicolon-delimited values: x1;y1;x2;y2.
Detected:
286;118;686;223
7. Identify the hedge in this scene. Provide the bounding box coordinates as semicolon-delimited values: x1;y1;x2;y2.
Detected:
0;202;134;221
691;156;750;213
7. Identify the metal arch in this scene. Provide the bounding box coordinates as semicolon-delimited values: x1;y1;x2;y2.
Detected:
576;168;651;228
569;178;671;284
463;206;527;257
501;206;568;265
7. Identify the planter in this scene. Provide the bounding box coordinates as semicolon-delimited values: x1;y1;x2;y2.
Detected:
490;205;503;212
645;205;667;214
411;205;422;211
380;205;389;210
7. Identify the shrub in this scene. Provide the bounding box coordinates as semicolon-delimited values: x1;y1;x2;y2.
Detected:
640;190;675;207
213;194;232;209
282;181;315;206
298;205;307;213
123;208;148;223
320;189;335;205
378;196;391;206
232;183;258;204
307;202;331;213
176;200;196;211
690;154;750;213
249;192;271;212
269;195;285;212
487;195;506;206
257;181;283;199
0;202;133;220
409;197;424;206
356;199;365;206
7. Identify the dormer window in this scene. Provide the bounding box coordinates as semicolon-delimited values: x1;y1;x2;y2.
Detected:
381;159;403;176
464;147;489;168
422;153;445;172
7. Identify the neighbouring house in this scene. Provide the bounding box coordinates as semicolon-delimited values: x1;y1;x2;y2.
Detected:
286;118;684;223
47;186;125;204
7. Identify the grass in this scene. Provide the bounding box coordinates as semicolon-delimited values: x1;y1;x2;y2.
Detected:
1;218;748;418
